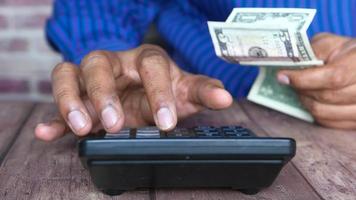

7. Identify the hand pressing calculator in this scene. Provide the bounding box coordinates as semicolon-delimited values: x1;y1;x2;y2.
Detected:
78;126;296;195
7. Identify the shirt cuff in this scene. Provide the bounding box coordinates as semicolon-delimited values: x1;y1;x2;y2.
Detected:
70;39;136;65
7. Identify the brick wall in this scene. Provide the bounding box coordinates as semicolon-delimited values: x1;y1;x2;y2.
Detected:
0;0;61;102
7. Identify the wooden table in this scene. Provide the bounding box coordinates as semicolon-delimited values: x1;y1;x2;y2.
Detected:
0;100;354;200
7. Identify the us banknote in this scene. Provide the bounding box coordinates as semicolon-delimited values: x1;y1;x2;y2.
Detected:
247;67;314;122
208;8;323;122
226;8;323;66
208;22;300;63
208;8;323;67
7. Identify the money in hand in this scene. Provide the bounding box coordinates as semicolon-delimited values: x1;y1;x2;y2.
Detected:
208;22;299;63
208;8;323;122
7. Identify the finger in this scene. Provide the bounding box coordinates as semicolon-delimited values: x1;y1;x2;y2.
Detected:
186;75;233;109
311;33;350;61
35;116;68;141
276;66;334;90
300;95;356;121
81;51;124;133
278;48;356;90
300;84;356;105
52;62;92;136
136;45;177;131
316;119;356;130
328;39;356;61
36;97;103;142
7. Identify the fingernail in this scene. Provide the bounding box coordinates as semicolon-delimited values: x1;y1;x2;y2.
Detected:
157;107;174;130
68;110;87;132
277;74;290;85
101;105;119;129
37;123;47;127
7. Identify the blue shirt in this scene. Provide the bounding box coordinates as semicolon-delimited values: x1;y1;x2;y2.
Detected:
46;0;356;98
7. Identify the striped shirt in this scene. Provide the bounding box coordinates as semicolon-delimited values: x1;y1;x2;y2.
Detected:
46;0;356;98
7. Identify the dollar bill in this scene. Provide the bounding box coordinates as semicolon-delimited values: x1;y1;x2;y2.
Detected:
225;8;323;66
226;8;315;31
207;22;300;63
208;8;323;122
247;67;314;122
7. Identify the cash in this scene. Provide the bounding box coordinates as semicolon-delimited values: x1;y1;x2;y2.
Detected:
208;8;323;122
208;22;300;63
248;67;314;122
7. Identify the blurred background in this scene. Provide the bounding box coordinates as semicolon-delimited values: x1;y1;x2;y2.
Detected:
0;0;60;102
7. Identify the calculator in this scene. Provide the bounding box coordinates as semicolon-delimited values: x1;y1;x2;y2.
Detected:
78;126;296;195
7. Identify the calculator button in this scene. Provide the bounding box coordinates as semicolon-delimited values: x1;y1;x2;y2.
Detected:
224;133;244;137
196;132;223;138
222;126;245;131
136;127;160;138
136;133;160;138
105;128;130;138
224;131;252;137
240;131;252;136
137;126;160;132
167;128;193;138
194;126;217;130
194;126;218;133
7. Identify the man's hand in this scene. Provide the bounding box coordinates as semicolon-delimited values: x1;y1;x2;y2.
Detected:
277;33;356;129
35;44;233;141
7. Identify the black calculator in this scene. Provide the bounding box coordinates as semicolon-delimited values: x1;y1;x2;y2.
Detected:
78;126;296;195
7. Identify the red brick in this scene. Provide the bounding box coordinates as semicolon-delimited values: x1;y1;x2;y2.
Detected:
1;0;52;6
0;38;28;52
37;80;52;94
0;15;8;29
13;14;49;29
0;78;29;93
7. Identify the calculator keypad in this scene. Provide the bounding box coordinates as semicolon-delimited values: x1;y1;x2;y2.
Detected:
105;126;254;139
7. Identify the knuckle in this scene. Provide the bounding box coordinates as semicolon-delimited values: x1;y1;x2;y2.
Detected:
309;101;323;118
139;44;165;53
311;33;336;59
140;53;167;69
54;88;73;103
87;83;105;100
150;87;165;96
81;50;108;67
319;91;333;102
318;90;339;103
137;45;168;69
330;70;346;88
52;62;75;78
311;32;333;44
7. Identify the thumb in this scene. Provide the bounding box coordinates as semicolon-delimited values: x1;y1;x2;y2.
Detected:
187;75;233;109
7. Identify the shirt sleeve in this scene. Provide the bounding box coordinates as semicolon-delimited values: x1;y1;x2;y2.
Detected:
46;0;162;64
156;1;258;98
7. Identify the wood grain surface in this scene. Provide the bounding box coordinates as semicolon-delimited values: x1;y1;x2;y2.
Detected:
240;101;356;200
0;101;33;163
0;104;150;200
0;101;354;200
